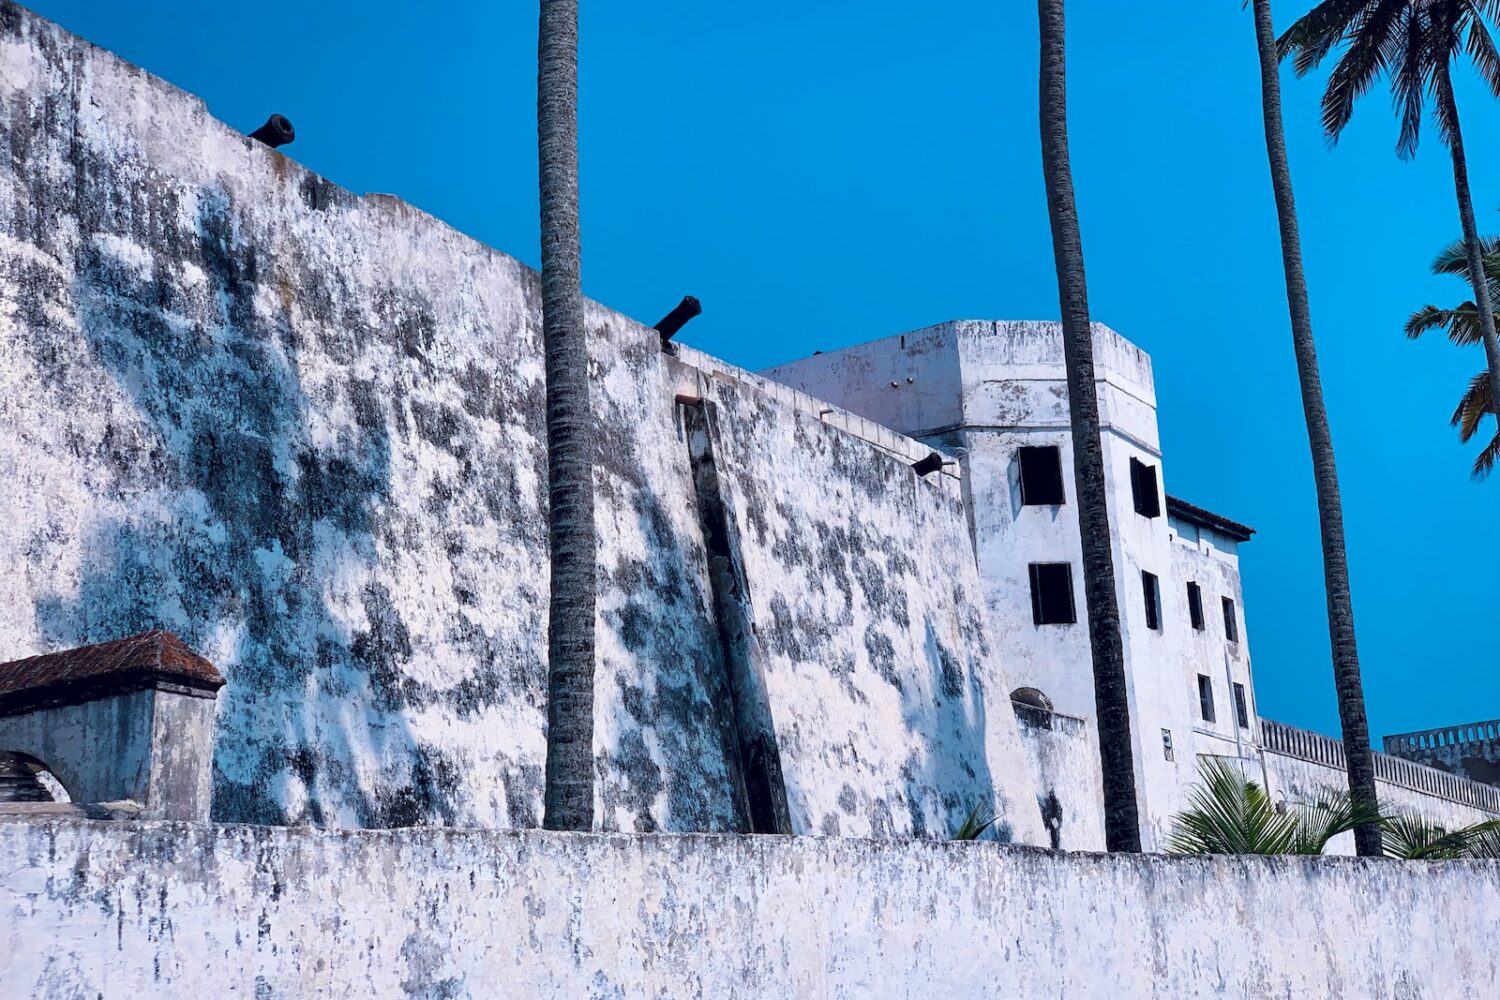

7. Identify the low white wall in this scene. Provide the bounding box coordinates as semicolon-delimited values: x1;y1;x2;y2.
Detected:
3;818;1497;999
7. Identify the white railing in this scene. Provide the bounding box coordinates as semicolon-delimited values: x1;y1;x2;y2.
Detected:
1260;717;1500;815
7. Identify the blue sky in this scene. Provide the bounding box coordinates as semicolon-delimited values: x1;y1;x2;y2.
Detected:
30;1;1498;743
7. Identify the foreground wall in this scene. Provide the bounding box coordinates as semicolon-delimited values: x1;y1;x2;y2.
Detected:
3;819;1498;999
0;4;1042;841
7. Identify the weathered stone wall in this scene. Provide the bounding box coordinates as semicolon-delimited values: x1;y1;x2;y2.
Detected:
0;3;1042;842
3;818;1498;998
1014;704;1105;850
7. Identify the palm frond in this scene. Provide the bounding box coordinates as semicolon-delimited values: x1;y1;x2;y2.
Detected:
952;802;997;841
1321;0;1411;141
1467;822;1500;857
1466;16;1500;96
1167;758;1298;855
1279;0;1377;72
1407;303;1458;339
1407;301;1487;344
1383;814;1500;858
1286;791;1385;855
1429;235;1500;278
1451;370;1492;438
1472;427;1500;479
1394;4;1432;158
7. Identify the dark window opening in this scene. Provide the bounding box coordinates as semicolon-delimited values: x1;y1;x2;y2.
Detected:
1187;582;1204;630
1197;674;1216;723
1161;729;1174;761
1233;682;1249;729
1130;458;1161;518
1222;596;1239;642
1142;571;1162;631
1029;563;1077;625
1018;446;1066;505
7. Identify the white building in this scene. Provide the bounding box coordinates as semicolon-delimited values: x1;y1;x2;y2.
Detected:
762;319;1498;850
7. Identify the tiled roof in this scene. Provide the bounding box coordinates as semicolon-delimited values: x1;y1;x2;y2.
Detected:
0;630;225;715
1165;495;1255;542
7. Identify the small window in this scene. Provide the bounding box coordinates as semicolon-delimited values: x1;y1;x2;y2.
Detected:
1186;582;1204;630
1018;446;1066;505
1161;728;1174;761
1142;571;1162;631
1130;458;1161;518
1233;682;1249;729
1197;674;1216;723
1222;596;1239;642
1029;563;1077;625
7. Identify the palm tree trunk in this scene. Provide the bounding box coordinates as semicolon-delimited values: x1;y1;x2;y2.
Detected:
1437;64;1500;443
1037;0;1141;853
538;0;596;831
1250;0;1381;857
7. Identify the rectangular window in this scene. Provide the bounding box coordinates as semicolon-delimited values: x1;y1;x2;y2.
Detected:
1197;674;1216;723
1161;728;1174;762
1187;582;1204;630
1222;596;1239;642
1130;458;1161;518
1029;563;1077;625
1234;682;1249;729
1018;446;1066;505
1142;571;1161;631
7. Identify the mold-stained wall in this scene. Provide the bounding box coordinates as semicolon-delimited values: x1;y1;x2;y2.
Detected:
5;819;1499;998
1014;704;1106;850
763;320;1500;842
764;320;1208;848
0;3;1043;843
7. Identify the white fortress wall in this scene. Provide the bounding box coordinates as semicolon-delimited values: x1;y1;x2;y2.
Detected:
4;818;1498;999
0;4;1043;843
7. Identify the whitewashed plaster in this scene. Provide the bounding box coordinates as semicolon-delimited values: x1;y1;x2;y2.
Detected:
4;818;1499;998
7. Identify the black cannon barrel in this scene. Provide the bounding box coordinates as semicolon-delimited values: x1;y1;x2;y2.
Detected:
248;114;296;149
653;295;702;343
911;452;945;477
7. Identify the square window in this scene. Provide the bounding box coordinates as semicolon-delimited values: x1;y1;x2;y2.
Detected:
1197;674;1216;723
1222;596;1239;643
1233;682;1249;729
1029;563;1077;625
1187;582;1204;630
1018;446;1066;505
1130;458;1161;518
1142;570;1162;631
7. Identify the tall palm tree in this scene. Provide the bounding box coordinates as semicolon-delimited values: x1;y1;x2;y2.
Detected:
1280;0;1500;442
1406;235;1500;477
1037;0;1141;853
538;0;596;831
1246;0;1382;857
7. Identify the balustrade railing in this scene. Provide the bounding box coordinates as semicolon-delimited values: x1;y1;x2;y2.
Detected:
1383;719;1500;754
1259;717;1500;815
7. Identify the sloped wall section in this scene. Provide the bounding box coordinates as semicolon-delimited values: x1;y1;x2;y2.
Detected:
0;4;1042;842
4;819;1497;998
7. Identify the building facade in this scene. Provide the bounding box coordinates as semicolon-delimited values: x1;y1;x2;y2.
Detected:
761;320;1500;850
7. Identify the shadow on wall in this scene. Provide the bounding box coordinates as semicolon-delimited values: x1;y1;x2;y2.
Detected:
30;179;500;827
897;615;1008;843
588;343;750;834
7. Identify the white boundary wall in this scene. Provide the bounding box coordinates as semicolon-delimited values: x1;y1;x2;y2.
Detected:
3;818;1498;999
